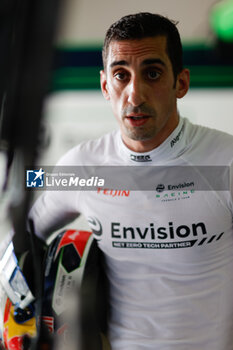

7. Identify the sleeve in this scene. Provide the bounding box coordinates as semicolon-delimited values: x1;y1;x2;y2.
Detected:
28;145;84;242
28;189;81;242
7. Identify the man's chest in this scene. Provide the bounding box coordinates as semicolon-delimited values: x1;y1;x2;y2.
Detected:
80;189;233;266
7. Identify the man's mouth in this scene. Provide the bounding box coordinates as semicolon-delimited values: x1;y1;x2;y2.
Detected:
129;116;147;120
125;115;150;126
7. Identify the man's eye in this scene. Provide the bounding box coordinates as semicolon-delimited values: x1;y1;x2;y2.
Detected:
147;70;160;80
114;72;126;80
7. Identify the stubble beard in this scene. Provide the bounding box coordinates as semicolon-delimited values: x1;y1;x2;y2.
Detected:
122;121;158;141
121;104;158;141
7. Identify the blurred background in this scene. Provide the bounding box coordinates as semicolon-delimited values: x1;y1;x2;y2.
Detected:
40;0;233;165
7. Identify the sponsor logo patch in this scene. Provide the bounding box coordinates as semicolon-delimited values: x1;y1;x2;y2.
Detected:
97;188;130;197
130;154;152;162
87;216;103;237
170;124;184;148
110;221;225;249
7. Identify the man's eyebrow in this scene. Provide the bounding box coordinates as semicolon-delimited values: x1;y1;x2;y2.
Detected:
141;58;166;66
109;60;129;68
109;58;166;68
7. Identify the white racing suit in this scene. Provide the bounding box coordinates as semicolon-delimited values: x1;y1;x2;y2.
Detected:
29;117;233;350
1;117;233;349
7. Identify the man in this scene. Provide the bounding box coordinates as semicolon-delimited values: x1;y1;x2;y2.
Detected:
100;13;189;152
27;12;233;350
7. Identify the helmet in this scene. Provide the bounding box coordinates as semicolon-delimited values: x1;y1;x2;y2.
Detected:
0;230;110;350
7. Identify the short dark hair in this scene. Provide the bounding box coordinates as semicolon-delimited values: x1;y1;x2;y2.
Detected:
102;12;183;81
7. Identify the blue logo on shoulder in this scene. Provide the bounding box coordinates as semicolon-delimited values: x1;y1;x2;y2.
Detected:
26;168;45;188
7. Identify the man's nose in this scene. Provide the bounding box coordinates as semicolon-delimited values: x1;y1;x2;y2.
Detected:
127;76;145;106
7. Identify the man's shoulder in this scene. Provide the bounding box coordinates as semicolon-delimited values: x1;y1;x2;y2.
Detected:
193;122;233;147
186;119;233;164
57;129;119;166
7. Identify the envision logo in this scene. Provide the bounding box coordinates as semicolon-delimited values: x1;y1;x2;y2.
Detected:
87;216;102;237
156;184;165;192
155;190;195;202
156;182;194;192
168;181;194;190
111;221;207;240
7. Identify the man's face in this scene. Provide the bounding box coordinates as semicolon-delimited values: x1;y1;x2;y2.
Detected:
100;36;189;152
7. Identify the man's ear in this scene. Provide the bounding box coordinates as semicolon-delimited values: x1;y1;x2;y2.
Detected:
100;70;110;100
175;68;190;99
